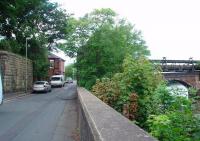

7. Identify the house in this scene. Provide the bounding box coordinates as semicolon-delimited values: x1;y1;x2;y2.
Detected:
48;53;65;78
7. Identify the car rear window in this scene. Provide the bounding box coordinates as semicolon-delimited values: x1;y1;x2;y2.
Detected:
35;81;45;84
51;77;60;81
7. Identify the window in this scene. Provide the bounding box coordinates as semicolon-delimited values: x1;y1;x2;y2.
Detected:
50;60;54;68
35;81;45;84
51;77;61;81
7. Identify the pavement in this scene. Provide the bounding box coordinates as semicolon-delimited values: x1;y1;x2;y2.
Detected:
4;92;30;101
0;83;79;141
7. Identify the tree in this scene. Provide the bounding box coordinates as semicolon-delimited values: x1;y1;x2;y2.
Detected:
0;0;70;49
0;0;72;80
28;38;49;80
59;8;117;57
60;8;150;89
65;64;77;79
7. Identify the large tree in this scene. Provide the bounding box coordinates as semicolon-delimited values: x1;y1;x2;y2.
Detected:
0;0;72;80
60;8;150;89
0;0;71;50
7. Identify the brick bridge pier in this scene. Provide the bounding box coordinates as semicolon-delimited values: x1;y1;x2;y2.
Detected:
163;72;200;89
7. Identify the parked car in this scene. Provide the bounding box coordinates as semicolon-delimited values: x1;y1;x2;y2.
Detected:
32;81;51;93
50;75;65;87
66;77;73;83
0;70;3;105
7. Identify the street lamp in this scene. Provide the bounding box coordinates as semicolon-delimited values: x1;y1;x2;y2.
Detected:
26;37;31;93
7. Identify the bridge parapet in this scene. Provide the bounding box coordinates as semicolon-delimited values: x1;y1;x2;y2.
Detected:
151;59;200;72
78;88;157;141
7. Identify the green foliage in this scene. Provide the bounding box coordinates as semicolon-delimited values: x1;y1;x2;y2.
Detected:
65;64;77;79
0;40;11;51
0;0;70;48
28;39;49;80
148;83;174;115
67;9;150;89
93;54;162;123
0;39;23;54
148;111;200;141
119;55;162;127
0;0;72;80
93;54;200;141
188;87;200;113
147;84;200;141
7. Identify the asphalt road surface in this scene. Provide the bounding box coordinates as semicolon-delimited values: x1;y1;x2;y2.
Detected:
0;83;78;141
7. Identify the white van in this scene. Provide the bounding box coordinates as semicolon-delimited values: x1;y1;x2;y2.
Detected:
50;75;65;87
0;70;3;105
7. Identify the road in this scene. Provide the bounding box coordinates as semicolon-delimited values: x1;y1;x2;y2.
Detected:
0;83;78;141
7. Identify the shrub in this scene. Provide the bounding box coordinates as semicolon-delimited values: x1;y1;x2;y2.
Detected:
148;84;200;141
92;54;162;125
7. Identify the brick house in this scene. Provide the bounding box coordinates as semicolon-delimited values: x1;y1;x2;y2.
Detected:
48;53;65;79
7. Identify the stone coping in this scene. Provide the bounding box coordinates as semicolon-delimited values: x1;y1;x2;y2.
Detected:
0;50;32;62
78;87;157;141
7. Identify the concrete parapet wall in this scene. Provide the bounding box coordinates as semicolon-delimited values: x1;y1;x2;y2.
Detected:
78;88;157;141
0;51;33;93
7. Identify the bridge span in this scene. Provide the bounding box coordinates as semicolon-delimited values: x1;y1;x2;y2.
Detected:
151;58;200;89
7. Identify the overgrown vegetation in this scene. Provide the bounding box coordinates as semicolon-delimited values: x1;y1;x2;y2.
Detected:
92;55;163;127
0;0;72;80
147;84;200;141
93;58;200;140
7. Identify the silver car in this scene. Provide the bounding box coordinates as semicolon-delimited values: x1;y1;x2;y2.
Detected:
33;81;51;93
66;77;73;83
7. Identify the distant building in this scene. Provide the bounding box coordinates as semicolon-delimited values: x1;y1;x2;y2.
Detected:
48;53;65;78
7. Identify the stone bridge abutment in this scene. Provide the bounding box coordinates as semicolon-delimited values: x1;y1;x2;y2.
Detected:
163;72;200;89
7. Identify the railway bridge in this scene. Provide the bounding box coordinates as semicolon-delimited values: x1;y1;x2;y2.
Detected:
151;58;200;89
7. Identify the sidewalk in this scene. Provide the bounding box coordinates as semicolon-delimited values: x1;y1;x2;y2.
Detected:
4;91;31;100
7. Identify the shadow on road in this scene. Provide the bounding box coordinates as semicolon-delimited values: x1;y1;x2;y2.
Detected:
56;83;78;101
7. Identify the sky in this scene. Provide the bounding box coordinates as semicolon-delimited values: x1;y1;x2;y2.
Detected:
52;0;200;63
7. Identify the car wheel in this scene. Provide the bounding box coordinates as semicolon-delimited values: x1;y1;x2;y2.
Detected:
44;89;48;93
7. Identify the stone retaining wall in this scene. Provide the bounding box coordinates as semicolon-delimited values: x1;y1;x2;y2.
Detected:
0;51;33;93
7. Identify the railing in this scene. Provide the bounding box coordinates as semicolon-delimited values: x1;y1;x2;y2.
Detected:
150;59;200;72
77;88;157;141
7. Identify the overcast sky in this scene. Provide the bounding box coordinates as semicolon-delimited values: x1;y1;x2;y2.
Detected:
53;0;200;62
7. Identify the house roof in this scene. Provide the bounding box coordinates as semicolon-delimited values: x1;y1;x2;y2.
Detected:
48;53;65;61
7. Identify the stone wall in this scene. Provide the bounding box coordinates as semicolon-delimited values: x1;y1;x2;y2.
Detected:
0;51;33;94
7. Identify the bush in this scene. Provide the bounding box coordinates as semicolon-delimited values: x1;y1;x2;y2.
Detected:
148;111;200;141
147;84;200;141
92;55;162;124
92;55;200;141
0;39;11;51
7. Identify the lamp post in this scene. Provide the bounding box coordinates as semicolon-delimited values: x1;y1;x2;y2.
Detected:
25;37;31;93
